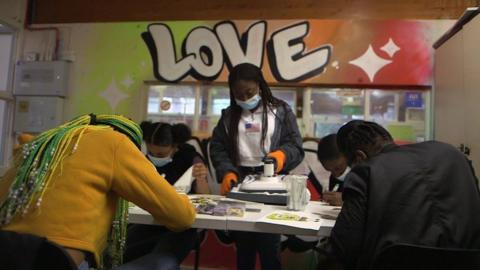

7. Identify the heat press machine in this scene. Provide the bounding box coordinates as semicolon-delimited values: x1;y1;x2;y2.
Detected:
227;158;288;204
239;174;287;193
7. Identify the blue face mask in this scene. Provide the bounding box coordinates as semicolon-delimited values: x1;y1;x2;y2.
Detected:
235;94;261;111
148;154;173;167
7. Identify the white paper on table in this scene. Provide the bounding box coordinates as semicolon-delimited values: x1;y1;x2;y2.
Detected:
256;210;323;231
173;165;194;193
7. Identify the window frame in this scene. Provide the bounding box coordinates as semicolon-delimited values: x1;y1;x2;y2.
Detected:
0;22;17;174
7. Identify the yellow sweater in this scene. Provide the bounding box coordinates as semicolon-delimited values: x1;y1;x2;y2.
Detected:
0;128;196;264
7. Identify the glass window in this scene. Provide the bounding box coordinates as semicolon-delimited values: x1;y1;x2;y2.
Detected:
272;88;297;111
147;91;160;114
369;90;396;123
399;91;425;122
365;90;428;143
208;86;230;116
145;84;430;143
146;85;197;132
148;85;196;115
205;87;297;115
311;88;365;138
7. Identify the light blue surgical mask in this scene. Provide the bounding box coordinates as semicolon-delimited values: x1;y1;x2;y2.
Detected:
148;154;172;167
235;94;261;111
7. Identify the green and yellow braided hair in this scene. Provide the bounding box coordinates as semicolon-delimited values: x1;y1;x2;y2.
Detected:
0;113;142;269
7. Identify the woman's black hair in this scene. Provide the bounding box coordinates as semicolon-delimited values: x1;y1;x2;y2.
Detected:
140;121;191;146
337;120;393;164
317;134;341;162
227;63;287;165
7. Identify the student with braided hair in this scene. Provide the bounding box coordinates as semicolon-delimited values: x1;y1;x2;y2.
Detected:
139;121;209;194
0;114;196;270
329;120;480;269
211;63;304;270
120;122;209;269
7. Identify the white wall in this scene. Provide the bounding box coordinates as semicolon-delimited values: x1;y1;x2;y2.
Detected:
434;13;480;175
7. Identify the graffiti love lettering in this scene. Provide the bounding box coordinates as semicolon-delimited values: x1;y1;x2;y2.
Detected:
142;21;332;83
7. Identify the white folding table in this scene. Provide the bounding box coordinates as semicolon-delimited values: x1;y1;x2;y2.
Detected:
129;200;336;237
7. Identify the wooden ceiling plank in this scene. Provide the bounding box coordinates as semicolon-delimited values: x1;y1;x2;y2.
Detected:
31;0;478;23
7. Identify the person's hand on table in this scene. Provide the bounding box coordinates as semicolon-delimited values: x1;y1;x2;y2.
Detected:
323;191;343;206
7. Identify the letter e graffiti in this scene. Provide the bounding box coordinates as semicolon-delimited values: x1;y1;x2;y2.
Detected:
267;21;332;82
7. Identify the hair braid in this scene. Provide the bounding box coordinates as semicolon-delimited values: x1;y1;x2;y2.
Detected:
0;114;142;269
337;120;393;164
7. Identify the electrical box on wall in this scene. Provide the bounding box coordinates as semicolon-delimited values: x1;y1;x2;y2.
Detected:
13;61;69;97
14;96;64;133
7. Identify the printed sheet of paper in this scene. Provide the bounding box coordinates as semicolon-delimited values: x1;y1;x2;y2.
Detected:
257;210;323;231
173;165;194;193
189;195;247;217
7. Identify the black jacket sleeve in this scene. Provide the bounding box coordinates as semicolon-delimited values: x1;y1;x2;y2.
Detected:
329;170;368;269
274;105;304;172
210;111;238;182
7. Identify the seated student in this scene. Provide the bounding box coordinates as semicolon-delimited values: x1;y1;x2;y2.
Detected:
283;134;349;253
330;120;480;269
0;114;196;270
316;134;350;206
140;121;209;194
120;121;209;270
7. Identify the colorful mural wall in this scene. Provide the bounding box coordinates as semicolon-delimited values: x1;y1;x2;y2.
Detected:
144;20;445;86
22;20;453;120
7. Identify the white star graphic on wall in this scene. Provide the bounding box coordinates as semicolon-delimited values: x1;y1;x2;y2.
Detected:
122;75;134;88
380;38;401;58
349;45;392;82
99;79;129;111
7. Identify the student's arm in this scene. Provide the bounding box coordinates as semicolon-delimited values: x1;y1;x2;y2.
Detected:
271;105;304;172
111;136;196;232
210;111;238;182
329;171;367;268
192;156;210;194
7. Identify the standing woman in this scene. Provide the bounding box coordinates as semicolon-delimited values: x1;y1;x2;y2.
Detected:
121;122;209;270
210;63;304;270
